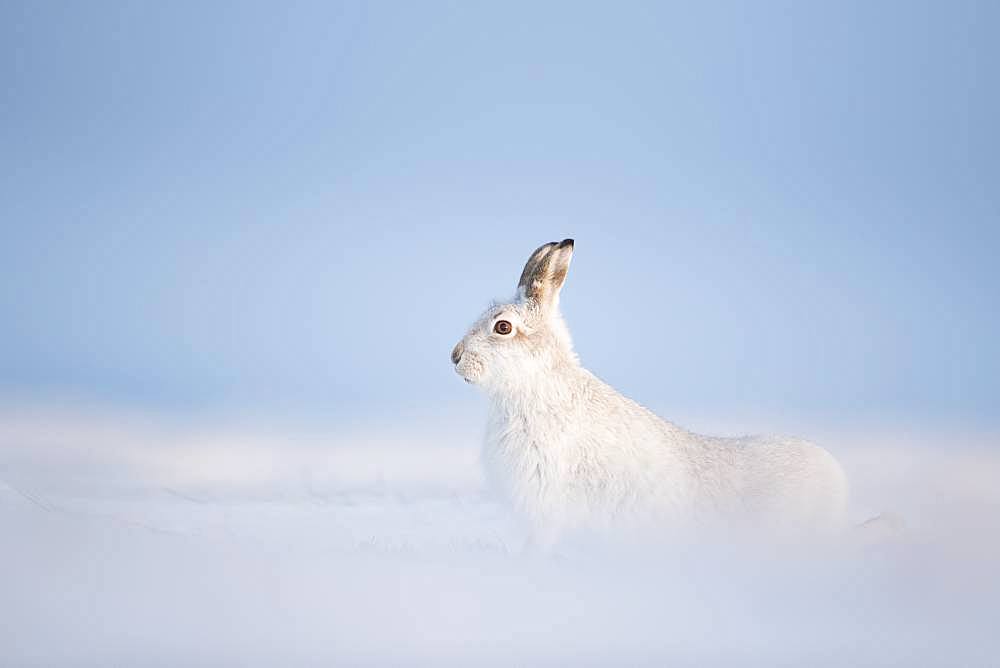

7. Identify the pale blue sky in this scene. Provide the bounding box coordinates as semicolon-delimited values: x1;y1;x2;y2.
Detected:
2;1;997;428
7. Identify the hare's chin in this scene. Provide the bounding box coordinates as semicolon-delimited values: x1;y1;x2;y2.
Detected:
457;368;479;383
458;370;482;385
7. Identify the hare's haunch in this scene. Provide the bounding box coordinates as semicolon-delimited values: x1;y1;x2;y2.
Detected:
452;239;847;548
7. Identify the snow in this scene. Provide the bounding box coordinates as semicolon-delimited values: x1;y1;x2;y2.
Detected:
2;406;999;666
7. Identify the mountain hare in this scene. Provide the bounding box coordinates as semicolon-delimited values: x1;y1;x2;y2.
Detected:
452;239;848;548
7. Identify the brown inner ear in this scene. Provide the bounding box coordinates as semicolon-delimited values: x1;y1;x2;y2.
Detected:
548;261;568;289
517;240;572;306
517;242;558;299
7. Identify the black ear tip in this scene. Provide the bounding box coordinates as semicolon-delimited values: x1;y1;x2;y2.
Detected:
559;238;574;248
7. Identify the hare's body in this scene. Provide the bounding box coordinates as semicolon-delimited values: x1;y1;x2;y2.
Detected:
453;240;848;546
483;356;846;545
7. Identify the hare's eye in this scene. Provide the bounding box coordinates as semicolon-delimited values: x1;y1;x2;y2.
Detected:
493;320;513;335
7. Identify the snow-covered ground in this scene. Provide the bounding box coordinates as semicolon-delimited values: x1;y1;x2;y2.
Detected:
2;405;999;666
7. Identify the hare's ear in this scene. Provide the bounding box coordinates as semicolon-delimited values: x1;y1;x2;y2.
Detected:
517;238;574;312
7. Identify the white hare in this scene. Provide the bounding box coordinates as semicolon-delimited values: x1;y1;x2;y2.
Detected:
452;239;848;548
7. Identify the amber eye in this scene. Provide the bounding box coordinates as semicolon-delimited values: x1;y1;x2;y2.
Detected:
493;320;513;335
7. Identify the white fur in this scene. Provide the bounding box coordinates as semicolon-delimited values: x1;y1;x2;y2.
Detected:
453;240;848;548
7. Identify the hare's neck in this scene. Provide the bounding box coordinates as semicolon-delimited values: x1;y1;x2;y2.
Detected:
487;360;590;421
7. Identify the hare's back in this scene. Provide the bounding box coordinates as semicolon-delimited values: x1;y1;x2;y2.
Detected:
731;435;848;529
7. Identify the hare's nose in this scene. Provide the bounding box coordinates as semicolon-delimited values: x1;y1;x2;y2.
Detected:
451;341;464;365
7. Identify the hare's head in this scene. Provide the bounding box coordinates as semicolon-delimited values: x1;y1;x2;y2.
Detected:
452;239;577;392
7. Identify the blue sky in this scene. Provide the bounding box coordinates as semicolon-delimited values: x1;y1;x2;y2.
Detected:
2;1;997;429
